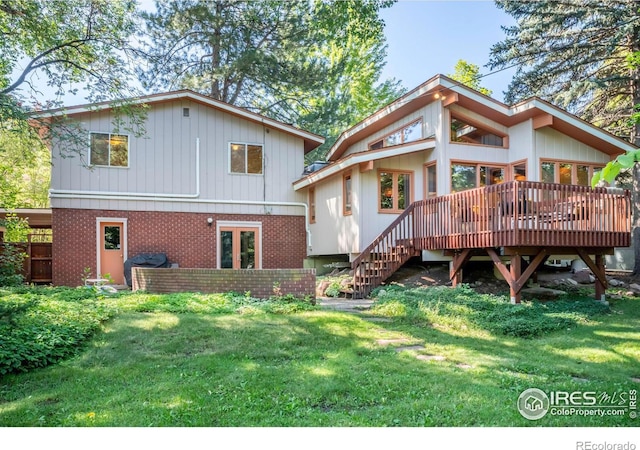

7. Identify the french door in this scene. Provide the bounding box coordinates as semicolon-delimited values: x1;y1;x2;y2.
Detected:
219;226;260;269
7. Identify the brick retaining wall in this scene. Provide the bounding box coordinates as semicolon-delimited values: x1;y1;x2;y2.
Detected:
131;267;316;299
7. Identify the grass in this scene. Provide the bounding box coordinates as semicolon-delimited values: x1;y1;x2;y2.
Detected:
0;285;639;426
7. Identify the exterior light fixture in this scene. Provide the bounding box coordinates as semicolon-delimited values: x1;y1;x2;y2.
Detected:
207;217;213;226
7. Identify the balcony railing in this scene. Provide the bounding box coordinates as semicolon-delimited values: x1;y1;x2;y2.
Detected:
414;181;631;250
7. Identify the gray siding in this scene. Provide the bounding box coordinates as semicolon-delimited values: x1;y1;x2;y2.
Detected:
50;100;306;215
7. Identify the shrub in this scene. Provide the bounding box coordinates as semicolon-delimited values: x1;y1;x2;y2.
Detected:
370;284;609;338
0;243;26;286
324;281;342;298
0;286;117;374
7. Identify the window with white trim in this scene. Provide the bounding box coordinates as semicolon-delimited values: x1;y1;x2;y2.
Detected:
230;142;263;174
89;133;129;167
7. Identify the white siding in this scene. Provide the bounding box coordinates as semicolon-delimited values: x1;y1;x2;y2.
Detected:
535;127;610;166
308;173;359;256
341;102;441;157
50;100;307;216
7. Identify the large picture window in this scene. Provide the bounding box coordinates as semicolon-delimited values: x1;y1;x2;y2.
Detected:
379;170;412;213
451;162;505;192
540;160;603;186
230;142;263;174
90;133;129;167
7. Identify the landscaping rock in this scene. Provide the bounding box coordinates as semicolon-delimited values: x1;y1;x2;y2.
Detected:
573;270;593;284
521;286;566;299
629;283;640;294
566;278;579;286
608;278;624;287
316;280;330;297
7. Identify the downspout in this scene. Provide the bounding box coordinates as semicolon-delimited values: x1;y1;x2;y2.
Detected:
49;138;313;251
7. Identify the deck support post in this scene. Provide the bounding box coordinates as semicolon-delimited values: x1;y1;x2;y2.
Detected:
486;248;549;304
450;249;472;287
510;255;522;304
575;248;608;303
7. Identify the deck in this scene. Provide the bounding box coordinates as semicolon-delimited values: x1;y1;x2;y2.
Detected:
352;181;631;301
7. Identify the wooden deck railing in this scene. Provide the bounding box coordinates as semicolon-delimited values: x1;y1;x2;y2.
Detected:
352;181;631;297
414;181;631;250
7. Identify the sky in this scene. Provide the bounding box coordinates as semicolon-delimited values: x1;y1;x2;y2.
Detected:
380;1;516;102
21;0;517;106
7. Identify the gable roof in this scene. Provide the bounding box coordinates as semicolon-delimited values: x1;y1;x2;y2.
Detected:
326;74;637;161
32;90;325;153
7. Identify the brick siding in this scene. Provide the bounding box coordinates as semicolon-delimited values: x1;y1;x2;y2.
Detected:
52;208;307;286
131;267;315;298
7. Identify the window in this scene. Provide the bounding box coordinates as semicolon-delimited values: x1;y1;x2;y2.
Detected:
540;160;604;186
343;172;352;215
369;118;423;150
90;133;129;167
450;114;507;147
309;187;316;224
451;162;505;192
379;170;412;213
425;163;437;198
512;161;527;181
230;142;263;174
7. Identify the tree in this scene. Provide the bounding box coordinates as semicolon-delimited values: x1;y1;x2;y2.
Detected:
0;0;147;208
488;0;640;274
140;0;403;161
448;59;492;96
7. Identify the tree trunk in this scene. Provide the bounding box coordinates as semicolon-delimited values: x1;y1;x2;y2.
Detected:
631;30;640;274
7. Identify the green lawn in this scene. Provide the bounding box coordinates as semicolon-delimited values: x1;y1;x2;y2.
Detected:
0;285;639;426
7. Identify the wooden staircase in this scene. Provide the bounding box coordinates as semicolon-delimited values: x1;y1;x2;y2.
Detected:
351;203;420;298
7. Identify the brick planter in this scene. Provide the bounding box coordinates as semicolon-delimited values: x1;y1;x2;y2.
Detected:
131;267;316;299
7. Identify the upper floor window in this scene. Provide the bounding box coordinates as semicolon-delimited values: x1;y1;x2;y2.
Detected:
451;162;505;192
90;133;129;167
369;118;423;150
450;114;507;148
540;160;603;186
379;170;412;213
230;142;263;174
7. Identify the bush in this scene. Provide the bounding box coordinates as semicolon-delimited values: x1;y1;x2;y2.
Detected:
0;286;117;374
0;243;26;286
370;284;609;338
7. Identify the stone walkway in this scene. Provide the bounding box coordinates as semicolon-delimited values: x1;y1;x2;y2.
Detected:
317;297;375;313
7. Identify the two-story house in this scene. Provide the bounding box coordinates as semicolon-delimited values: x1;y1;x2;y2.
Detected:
293;75;634;300
38;91;323;286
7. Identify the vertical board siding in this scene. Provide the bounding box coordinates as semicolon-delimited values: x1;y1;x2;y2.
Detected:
51;99;307;215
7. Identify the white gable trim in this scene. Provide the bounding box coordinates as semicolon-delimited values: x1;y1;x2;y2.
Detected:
293;138;436;191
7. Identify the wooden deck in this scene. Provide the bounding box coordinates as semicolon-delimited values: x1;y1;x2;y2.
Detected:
352;181;631;300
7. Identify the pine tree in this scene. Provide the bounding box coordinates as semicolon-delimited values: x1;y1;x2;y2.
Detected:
488;0;640;274
140;0;403;161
